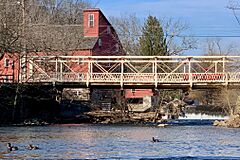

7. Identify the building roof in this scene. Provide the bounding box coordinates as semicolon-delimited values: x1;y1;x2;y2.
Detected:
25;24;98;52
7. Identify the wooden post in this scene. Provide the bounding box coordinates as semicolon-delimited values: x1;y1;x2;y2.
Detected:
29;58;33;79
55;57;58;80
215;62;217;73
154;57;157;88
60;60;63;81
188;58;192;88
121;58;124;88
223;57;227;84
90;58;93;82
87;58;90;87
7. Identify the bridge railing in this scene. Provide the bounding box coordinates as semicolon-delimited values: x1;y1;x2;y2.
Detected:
91;73;121;82
228;72;240;82
25;55;240;88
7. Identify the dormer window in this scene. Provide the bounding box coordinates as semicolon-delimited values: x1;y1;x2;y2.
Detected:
88;14;94;27
98;38;102;47
4;58;10;67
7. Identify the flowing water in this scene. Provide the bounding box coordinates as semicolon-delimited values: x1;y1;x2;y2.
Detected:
0;123;240;159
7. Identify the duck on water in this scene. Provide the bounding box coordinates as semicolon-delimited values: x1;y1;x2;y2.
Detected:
152;137;161;142
27;144;39;150
7;143;18;151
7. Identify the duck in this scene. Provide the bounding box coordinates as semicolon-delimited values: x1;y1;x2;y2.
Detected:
152;137;161;142
7;143;18;151
27;144;39;150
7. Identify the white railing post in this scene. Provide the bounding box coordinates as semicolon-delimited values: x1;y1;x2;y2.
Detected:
154;57;157;88
188;57;192;87
60;59;63;81
223;56;228;84
29;58;33;80
215;62;217;73
121;58;124;88
90;58;93;83
87;58;90;87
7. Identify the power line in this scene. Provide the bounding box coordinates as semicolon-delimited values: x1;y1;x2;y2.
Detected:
118;33;240;38
174;35;240;38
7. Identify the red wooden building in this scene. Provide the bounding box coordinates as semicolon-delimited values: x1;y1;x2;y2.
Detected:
0;8;153;109
0;8;125;82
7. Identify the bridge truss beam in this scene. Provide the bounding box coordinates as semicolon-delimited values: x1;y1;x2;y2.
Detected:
24;56;240;89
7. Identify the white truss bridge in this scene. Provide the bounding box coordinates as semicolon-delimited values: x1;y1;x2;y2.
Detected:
24;55;240;89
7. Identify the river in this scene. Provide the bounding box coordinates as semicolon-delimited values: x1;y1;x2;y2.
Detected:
0;122;240;159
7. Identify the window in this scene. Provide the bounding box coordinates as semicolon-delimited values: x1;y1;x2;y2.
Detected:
107;26;111;34
88;14;94;27
98;38;102;47
4;58;10;67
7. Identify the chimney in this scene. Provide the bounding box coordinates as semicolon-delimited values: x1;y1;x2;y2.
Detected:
83;9;100;37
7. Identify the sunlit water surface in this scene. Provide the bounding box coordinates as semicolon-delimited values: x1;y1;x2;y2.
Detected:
0;123;240;159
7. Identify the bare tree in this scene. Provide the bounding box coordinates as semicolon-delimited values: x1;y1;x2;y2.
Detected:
0;0;94;123
0;0;92;55
160;18;197;55
110;14;197;56
191;38;240;117
110;14;142;55
203;38;237;56
218;88;240;116
0;0;23;54
228;0;240;25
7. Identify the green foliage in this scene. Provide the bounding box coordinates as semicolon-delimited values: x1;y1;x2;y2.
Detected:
139;16;167;56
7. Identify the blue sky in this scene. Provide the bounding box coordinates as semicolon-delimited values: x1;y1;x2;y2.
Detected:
94;0;240;55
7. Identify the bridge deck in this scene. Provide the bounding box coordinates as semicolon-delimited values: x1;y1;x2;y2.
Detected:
20;55;240;89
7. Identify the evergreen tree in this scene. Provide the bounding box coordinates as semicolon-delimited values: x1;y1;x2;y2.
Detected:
139;16;167;56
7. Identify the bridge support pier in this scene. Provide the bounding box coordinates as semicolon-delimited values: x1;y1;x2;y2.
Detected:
120;89;128;118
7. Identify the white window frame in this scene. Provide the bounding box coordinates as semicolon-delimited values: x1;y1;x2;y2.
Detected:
4;58;10;68
88;14;94;27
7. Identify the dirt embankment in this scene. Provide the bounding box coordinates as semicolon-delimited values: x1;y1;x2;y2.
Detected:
214;115;240;128
85;110;164;124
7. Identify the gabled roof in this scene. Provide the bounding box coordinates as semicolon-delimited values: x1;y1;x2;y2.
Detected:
25;24;98;52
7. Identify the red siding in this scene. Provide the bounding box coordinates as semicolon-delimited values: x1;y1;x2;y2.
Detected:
0;8;126;83
70;50;91;73
0;53;19;83
125;89;153;98
83;9;99;37
92;10;125;56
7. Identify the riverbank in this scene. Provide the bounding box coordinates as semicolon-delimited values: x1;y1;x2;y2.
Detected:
0;84;236;127
214;115;240;128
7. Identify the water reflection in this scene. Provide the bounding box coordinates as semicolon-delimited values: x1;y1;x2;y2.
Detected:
0;124;240;159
